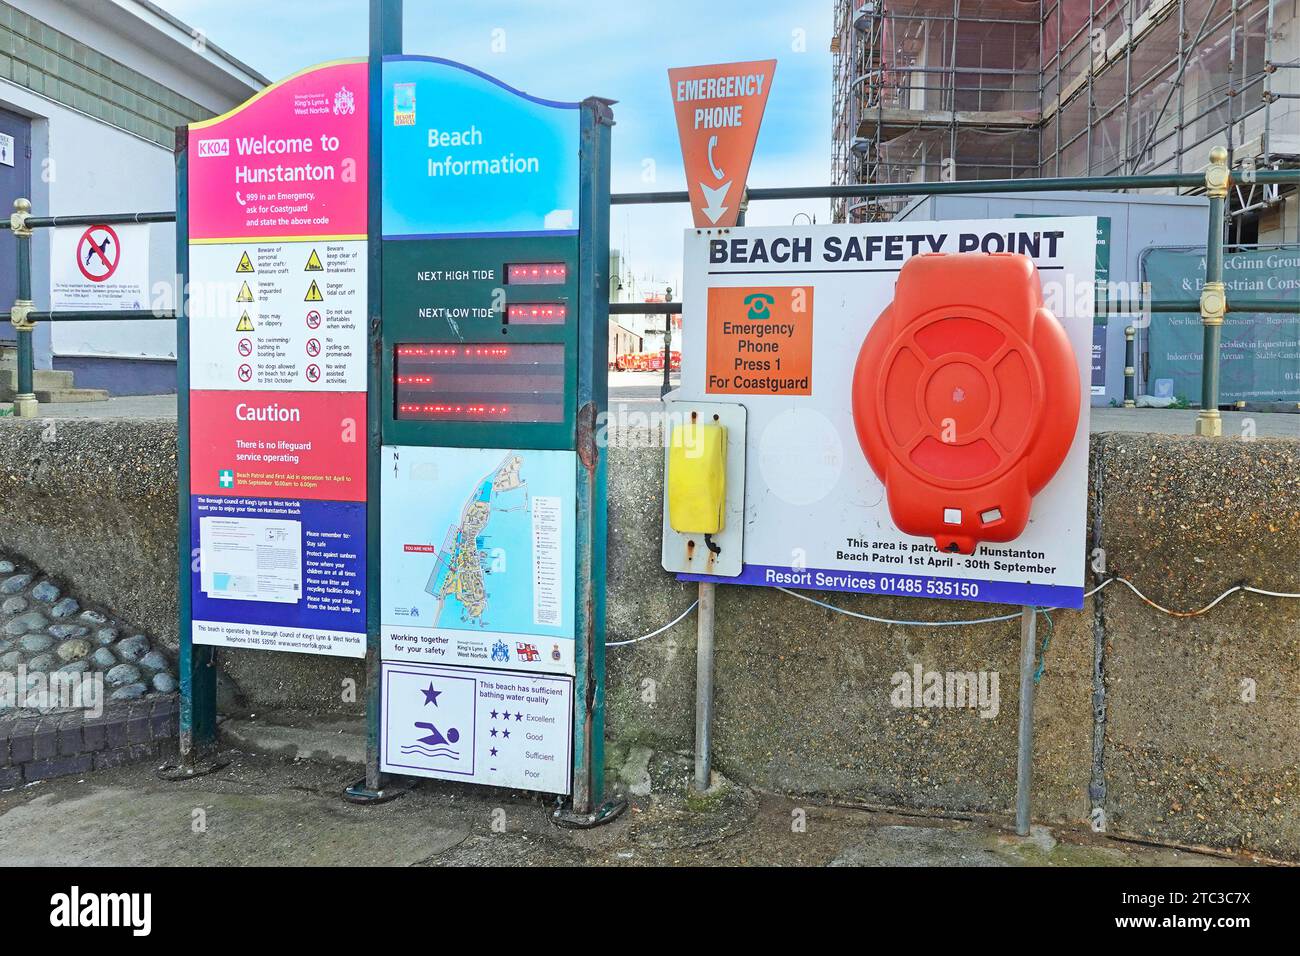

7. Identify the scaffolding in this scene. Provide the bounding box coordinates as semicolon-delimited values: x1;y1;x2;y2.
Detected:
832;0;1300;236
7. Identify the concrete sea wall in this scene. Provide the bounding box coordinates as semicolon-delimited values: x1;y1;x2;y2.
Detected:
0;418;1296;859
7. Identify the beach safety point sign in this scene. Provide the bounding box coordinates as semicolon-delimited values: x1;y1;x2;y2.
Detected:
668;59;775;228
185;59;369;657
51;223;149;311
677;219;1097;610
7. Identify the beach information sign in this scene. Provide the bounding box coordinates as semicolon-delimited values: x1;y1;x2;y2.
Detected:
376;57;610;797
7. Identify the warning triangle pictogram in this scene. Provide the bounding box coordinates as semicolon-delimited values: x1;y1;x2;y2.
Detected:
304;249;324;272
236;251;254;273
667;60;776;228
235;311;255;332
236;280;255;303
304;280;323;302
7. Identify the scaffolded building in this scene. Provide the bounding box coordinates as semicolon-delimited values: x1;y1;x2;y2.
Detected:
831;0;1299;241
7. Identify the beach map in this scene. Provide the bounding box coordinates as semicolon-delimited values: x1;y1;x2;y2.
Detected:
426;452;528;628
380;445;576;672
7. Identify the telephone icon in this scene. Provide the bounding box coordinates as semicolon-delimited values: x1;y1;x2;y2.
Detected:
744;292;775;320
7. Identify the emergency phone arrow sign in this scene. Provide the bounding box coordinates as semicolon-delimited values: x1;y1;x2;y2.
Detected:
668;59;775;228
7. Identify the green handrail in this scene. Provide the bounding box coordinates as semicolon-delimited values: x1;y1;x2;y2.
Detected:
8;153;1299;427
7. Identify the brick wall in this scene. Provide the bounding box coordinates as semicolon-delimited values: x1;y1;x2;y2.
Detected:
0;695;177;787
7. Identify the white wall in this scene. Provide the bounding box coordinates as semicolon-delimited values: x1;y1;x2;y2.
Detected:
1;80;180;361
2;0;260;364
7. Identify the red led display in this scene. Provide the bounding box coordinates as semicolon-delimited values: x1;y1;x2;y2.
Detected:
506;262;567;285
396;345;513;358
506;303;567;325
394;343;565;423
397;403;517;417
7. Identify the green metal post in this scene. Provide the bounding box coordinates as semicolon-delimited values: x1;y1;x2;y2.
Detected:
9;198;37;418
568;94;618;821
346;0;403;804
1196;146;1230;437
611;170;1299;208
175;127;219;762
660;308;672;398
1123;326;1136;407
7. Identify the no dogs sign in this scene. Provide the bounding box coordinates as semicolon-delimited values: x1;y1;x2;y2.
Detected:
51;222;150;311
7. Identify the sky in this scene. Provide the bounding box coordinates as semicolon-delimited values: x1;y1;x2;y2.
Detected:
157;0;834;295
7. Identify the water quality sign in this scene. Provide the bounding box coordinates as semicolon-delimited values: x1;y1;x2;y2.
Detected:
185;60;369;657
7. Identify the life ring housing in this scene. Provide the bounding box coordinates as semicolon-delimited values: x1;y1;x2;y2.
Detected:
851;252;1080;555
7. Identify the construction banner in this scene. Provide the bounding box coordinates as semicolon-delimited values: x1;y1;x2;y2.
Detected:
1144;246;1300;403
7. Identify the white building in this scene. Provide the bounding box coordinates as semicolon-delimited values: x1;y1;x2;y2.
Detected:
1;0;265;397
609;246;677;357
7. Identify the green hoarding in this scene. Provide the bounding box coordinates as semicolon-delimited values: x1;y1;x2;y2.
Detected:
1144;246;1300;403
1018;215;1111;325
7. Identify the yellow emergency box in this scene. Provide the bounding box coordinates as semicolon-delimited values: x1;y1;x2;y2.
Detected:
667;421;727;534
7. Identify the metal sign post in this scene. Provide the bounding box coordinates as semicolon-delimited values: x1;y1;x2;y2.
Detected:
1015;606;1037;835
173;129;218;770
348;0;404;805
359;0;621;821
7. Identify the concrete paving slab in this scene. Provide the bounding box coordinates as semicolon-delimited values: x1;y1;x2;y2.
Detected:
0;748;1266;867
0;780;469;866
35;394;176;419
827;821;1239;867
1089;406;1300;438
221;713;365;766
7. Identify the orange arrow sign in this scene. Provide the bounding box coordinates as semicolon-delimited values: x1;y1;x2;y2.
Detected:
668;59;776;228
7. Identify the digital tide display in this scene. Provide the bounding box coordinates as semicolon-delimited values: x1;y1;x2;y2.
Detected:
393;343;566;422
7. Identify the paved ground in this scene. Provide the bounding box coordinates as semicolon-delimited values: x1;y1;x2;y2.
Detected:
1088;406;1300;438
20;373;1300;437
0;728;1268;867
610;370;680;404
32;394;179;419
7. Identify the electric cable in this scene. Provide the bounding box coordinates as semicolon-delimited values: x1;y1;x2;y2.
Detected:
604;600;699;647
606;575;1300;647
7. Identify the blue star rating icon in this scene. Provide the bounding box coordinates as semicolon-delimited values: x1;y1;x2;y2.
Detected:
218;468;235;489
421;683;441;706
